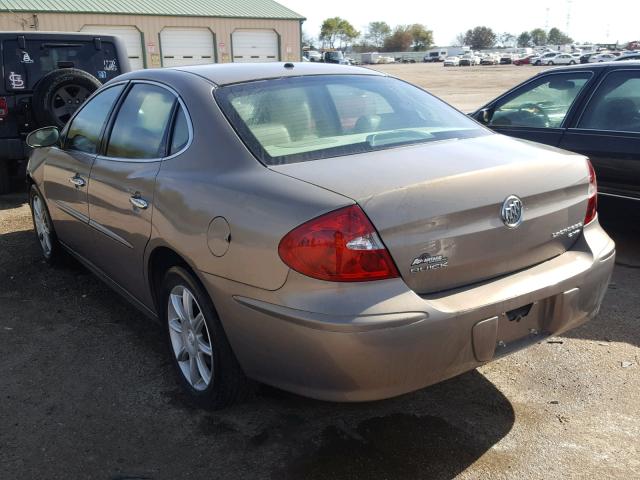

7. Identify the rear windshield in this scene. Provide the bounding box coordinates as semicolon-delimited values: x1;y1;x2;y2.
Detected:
215;75;487;165
2;39;121;92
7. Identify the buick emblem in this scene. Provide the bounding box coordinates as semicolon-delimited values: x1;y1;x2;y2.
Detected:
501;195;523;228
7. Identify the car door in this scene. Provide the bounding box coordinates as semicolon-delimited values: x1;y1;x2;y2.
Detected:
43;83;125;255
476;71;595;147
560;69;640;200
87;82;179;305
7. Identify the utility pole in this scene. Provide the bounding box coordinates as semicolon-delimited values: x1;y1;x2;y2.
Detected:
545;7;550;31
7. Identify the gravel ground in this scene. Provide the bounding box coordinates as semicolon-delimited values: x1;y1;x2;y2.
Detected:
1;64;639;479
369;63;552;112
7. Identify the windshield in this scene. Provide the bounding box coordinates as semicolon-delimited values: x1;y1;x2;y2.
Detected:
215;75;487;165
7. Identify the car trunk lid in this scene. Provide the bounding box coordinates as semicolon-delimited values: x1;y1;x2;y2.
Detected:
272;134;590;294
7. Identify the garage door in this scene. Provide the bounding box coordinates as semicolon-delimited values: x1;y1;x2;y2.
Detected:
232;30;279;63
160;28;214;67
80;25;144;70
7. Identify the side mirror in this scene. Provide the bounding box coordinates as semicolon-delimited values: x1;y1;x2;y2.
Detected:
26;126;60;148
475;108;494;124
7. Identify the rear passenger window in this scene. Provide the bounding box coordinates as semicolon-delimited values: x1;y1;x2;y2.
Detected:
578;71;640;132
66;84;124;154
169;106;189;155
107;84;175;159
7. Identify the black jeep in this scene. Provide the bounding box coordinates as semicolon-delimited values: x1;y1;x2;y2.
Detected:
0;31;130;193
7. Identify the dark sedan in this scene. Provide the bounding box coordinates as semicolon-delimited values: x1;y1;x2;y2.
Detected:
472;61;640;201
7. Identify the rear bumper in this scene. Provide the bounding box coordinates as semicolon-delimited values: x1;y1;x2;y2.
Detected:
201;219;615;402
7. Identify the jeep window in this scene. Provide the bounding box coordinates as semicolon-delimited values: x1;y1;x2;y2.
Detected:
2;39;120;91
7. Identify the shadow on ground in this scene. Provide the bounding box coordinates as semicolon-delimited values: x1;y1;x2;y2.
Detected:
0;212;515;479
4;192;638;478
560;199;640;347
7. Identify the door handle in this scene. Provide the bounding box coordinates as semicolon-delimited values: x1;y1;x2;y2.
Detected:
69;175;86;187
129;195;148;210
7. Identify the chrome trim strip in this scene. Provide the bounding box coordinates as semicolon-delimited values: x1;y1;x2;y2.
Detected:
53;200;89;223
599;192;640;201
88;219;134;249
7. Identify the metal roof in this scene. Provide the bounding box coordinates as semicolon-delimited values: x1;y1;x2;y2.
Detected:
0;0;305;20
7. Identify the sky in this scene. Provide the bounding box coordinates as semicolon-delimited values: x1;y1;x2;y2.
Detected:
279;0;638;46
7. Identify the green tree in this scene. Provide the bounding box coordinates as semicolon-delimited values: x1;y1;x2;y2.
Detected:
454;32;466;46
530;28;548;46
409;24;434;51
366;21;391;49
463;26;496;50
498;32;516;47
302;31;316;50
320;17;359;49
384;25;413;51
547;27;573;45
517;31;532;47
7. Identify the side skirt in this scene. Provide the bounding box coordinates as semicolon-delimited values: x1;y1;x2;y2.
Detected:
59;240;160;323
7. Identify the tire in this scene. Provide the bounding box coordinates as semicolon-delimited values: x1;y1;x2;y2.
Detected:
570;60;576;65
29;184;63;264
548;61;554;65
0;161;10;195
32;69;102;128
161;266;252;409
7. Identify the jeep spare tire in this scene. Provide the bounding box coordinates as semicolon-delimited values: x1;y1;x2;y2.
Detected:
32;69;102;128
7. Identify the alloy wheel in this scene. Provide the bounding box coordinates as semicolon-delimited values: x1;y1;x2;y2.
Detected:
32;194;52;257
167;285;214;391
51;84;91;125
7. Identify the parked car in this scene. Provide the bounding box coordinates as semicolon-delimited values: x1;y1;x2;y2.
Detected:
458;55;479;66
472;61;640;201
480;54;500;65
304;50;322;62
547;53;578;65
532;52;559;65
616;52;640;61
499;54;513;65
25;62;615;408
513;54;535;66
322;51;349;64
443;56;460;66
590;53;617;63
0;31;130;194
580;52;598;64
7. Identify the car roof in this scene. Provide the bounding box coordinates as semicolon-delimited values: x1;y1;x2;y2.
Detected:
167;62;384;86
543;60;640;73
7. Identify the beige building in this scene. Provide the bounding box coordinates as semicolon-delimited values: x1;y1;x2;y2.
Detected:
0;0;305;69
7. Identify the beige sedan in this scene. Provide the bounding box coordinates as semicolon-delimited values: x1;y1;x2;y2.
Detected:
25;63;615;408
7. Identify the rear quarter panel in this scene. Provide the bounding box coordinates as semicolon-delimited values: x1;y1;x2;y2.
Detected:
148;73;351;292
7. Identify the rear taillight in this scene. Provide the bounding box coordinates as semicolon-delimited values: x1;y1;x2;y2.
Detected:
584;159;597;225
0;97;8;118
278;205;400;282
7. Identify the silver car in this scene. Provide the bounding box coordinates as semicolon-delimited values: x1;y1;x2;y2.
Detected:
26;63;615;409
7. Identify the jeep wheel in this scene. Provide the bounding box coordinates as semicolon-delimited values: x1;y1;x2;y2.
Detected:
32;69;102;128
